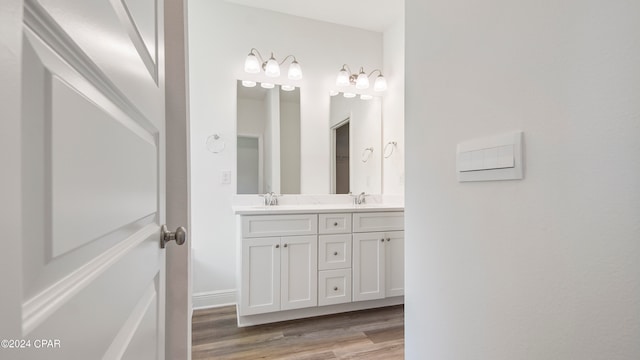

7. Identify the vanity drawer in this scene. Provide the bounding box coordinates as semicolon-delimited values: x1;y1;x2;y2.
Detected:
318;269;352;306
353;212;404;233
318;213;352;234
318;234;352;270
241;214;318;238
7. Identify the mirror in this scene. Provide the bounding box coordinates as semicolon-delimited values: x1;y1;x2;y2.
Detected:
330;95;382;194
236;81;301;194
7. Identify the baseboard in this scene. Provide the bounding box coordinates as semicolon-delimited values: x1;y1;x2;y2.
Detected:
192;289;237;310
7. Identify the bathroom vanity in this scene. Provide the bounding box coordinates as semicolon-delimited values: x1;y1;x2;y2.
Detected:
234;204;404;326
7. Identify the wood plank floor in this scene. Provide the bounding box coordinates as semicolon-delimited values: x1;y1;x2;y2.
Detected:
192;305;404;359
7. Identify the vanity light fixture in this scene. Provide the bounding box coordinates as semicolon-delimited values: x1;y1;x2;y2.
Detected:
260;82;275;89
360;94;373;100
281;84;296;91
244;48;303;80
329;90;340;96
343;92;356;98
336;64;387;92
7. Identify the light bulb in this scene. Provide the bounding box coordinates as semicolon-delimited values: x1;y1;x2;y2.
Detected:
343;92;356;98
260;82;275;89
373;75;387;92
264;54;280;77
360;94;373;100
287;60;302;80
355;71;369;89
244;53;260;74
336;69;350;87
242;80;257;87
281;84;295;91
329;90;339;96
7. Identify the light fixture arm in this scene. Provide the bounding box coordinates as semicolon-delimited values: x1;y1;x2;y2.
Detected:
248;48;266;64
278;54;298;66
368;69;384;78
340;64;353;75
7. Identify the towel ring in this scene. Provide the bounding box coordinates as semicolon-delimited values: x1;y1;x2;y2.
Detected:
361;147;374;163
206;134;225;153
384;141;397;158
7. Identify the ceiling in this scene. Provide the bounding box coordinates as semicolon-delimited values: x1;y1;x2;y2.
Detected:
224;0;403;33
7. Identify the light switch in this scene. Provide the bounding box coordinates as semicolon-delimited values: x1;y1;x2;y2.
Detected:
497;145;515;168
458;151;473;171
483;147;499;169
471;150;484;170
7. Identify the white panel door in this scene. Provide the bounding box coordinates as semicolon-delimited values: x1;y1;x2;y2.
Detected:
240;237;281;316
281;235;318;311
353;233;386;301
0;0;174;358
385;231;405;297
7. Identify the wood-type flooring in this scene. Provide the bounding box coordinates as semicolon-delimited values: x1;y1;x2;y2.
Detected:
192;305;404;359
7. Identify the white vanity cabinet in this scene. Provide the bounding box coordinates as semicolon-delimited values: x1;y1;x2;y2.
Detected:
235;206;404;326
239;215;318;316
352;212;405;301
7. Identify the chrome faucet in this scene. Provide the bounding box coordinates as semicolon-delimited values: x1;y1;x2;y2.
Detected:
259;192;280;206
350;192;367;205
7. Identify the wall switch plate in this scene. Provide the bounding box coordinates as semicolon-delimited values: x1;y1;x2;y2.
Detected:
221;170;232;184
456;131;524;182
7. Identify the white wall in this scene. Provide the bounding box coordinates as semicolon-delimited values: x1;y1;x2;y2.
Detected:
382;13;405;195
405;0;640;359
188;0;382;304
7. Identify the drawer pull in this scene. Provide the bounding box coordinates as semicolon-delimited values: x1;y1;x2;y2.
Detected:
333;222;338;226
386;238;391;242
333;286;339;291
381;238;385;242
333;251;338;256
283;243;288;248
275;244;279;248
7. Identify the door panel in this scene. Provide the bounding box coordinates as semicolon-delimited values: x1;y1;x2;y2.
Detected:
10;0;166;358
385;231;405;297
353;233;385;301
34;0;163;123
281;235;318;310
240;237;281;315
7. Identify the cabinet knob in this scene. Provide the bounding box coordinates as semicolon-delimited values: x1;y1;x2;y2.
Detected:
333;222;338;226
386;238;391;242
381;238;385;242
333;251;338;256
333;286;338;291
283;243;288;248
275;244;279;248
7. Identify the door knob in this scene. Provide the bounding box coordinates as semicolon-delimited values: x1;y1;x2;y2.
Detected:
160;225;187;248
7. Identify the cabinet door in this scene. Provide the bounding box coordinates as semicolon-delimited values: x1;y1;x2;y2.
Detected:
353;233;385;301
281;235;318;310
385;231;405;297
240;237;281;315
